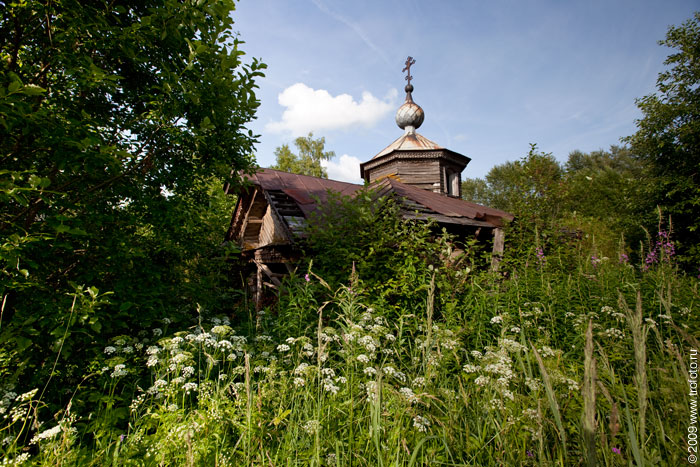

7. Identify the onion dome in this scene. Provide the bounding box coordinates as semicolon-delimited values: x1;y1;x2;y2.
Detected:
395;83;425;132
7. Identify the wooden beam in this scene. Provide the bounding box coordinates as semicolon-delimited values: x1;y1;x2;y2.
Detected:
255;262;263;311
254;260;282;287
491;228;505;272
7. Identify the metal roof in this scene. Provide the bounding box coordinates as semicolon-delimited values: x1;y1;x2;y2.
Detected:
371;131;444;160
241;168;513;230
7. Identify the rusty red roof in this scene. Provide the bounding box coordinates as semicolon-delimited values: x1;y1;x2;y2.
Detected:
244;168;363;217
243;168;513;227
370;177;514;227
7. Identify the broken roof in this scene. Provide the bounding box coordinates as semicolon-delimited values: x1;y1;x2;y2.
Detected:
241;168;513;230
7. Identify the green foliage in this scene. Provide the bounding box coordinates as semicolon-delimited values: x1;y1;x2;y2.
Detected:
2;233;696;465
270;132;335;177
298;189;479;326
460;177;490;205
624;12;700;266
462;144;652;263
0;0;263;410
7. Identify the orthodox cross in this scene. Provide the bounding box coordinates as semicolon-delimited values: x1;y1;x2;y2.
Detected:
403;56;416;86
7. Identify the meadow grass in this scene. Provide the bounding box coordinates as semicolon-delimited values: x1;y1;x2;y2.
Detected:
0;245;697;466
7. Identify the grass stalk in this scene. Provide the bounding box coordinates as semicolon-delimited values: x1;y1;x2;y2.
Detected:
531;342;567;456
619;290;648;448
582;319;597;467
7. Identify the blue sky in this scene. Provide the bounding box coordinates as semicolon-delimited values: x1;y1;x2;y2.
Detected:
232;0;698;183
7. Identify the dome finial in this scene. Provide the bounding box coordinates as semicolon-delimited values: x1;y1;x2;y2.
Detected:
396;56;424;132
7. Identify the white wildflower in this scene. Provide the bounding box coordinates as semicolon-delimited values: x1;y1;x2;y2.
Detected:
146;356;159;367
363;367;377;376
111;364;127;378
474;375;490;386
276;344;290;353
357;354;370;364
412;377;426;387
104;346;117;355
171;353;188;364
412;415;430;432
399;387;418;404
302;419;321;435
500;338;526;353
490;315;503;324
182;366;195;377
152;328;163;337
211;325;231;336
601;328;625;339
463;364;479;373
182;382;198;394
294;363;310;376
302;343;314;357
30;425;62;444
323;379;340;395
489;398;505;410
147;379;167;395
358;335;376;353
293;377;305;387
525;377;541;391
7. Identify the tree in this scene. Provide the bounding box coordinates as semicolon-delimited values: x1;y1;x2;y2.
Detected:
271;132;335;178
0;0;264;402
461;177;490;205
624;12;700;265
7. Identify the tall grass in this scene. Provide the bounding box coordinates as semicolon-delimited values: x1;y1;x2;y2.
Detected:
0;241;696;465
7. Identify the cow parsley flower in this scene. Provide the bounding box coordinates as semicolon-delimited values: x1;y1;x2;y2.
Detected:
357;354;370;364
413;415;430;432
293;377;305;387
30;425;62;444
111;364;127;378
399;387;418;404
363;367;377;376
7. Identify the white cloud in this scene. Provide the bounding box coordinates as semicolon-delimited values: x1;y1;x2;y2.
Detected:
321;154;364;184
266;83;396;136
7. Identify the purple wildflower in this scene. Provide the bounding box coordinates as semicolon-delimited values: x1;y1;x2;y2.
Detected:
535;246;546;268
612;446;621;455
526;450;534;457
304;274;310;282
619;253;629;264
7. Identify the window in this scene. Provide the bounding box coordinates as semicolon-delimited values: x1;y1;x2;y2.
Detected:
447;170;459;196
